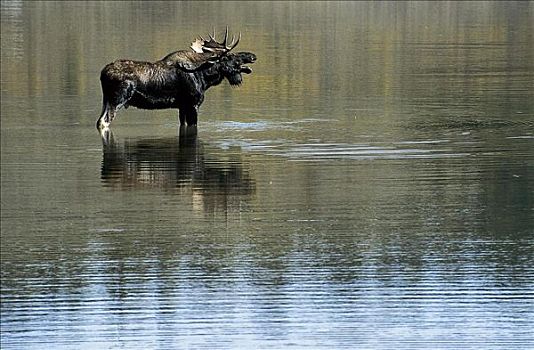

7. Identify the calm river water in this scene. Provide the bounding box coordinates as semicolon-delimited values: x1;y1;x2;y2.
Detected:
1;1;533;349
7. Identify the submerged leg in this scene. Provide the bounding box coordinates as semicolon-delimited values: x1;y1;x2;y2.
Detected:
99;126;115;147
178;105;197;126
179;109;186;125
97;103;116;129
97;80;135;129
185;106;198;126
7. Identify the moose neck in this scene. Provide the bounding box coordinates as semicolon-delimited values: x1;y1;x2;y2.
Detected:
195;64;225;91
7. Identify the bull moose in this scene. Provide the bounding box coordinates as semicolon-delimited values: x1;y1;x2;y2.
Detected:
97;28;256;129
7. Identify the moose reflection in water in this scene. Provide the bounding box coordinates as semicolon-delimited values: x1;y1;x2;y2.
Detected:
100;127;255;214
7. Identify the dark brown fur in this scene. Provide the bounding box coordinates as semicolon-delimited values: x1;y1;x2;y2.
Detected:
97;46;256;129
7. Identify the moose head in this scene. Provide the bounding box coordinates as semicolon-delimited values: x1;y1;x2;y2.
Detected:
190;27;257;86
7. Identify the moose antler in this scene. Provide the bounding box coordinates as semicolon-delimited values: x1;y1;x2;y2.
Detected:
190;26;241;54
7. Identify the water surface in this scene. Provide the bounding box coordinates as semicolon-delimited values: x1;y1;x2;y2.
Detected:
1;1;533;349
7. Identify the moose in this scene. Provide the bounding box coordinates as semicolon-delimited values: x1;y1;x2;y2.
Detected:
96;28;256;129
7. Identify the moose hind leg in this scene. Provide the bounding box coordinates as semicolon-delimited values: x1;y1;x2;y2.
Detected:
110;82;135;116
97;103;116;129
97;96;111;129
97;81;135;129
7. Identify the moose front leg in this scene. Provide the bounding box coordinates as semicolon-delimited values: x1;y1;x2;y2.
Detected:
179;108;186;125
187;107;198;126
179;105;198;126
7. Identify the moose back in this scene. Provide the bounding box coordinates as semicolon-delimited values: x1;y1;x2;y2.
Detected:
97;28;256;129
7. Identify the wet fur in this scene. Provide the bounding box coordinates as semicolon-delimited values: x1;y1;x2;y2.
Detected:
97;51;256;128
